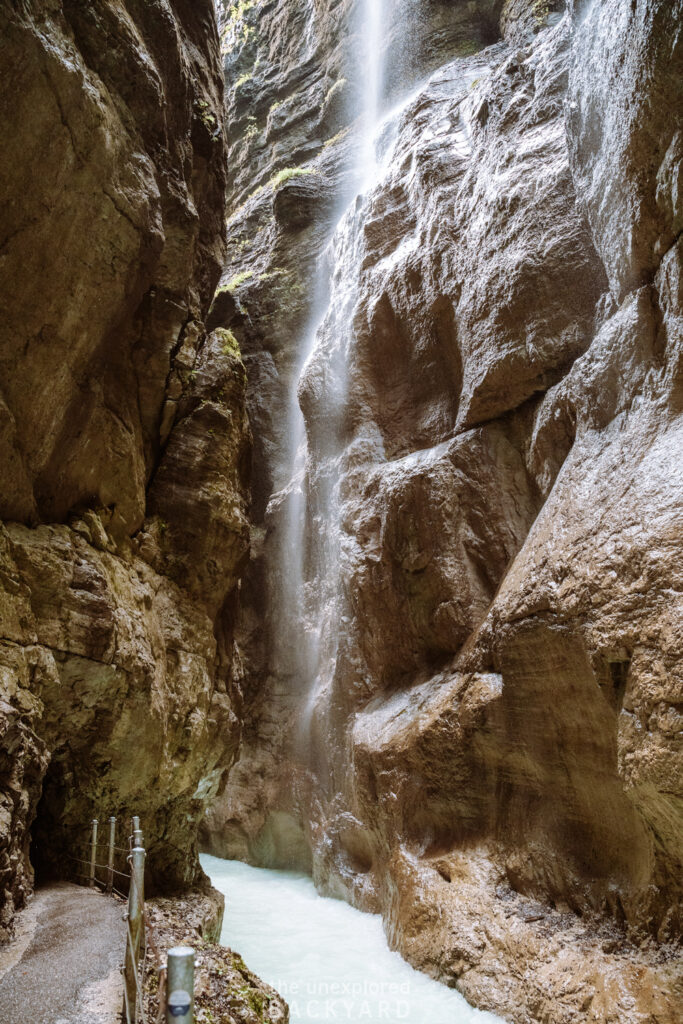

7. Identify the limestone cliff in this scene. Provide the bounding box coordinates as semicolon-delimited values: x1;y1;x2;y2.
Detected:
0;0;250;937
203;0;683;1021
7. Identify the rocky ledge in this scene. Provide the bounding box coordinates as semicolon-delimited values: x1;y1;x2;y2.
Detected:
145;890;289;1024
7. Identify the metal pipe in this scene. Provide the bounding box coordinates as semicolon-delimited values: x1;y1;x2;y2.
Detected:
89;819;98;888
124;846;146;1021
166;947;194;1023
106;816;116;894
131;815;143;850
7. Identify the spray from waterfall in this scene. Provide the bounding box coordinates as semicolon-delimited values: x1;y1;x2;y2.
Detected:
272;0;430;758
272;0;390;705
358;0;386;186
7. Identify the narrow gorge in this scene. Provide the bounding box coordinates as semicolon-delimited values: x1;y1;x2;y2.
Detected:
0;1;681;1022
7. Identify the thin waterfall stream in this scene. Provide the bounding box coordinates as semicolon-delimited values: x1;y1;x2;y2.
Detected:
202;855;504;1024
274;0;427;741
272;0;393;738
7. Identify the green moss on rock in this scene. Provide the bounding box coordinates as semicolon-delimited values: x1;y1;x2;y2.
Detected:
216;328;241;358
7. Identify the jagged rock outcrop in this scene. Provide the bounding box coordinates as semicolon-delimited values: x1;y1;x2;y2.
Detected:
204;0;682;1021
144;891;289;1023
0;0;250;937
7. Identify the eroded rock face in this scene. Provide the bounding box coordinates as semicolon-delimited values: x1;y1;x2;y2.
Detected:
205;0;682;1021
0;0;250;936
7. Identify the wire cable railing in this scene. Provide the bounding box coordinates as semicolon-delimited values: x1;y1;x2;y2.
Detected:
67;815;194;1024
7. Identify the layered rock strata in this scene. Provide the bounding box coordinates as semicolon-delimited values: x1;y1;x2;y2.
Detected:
0;0;250;937
205;0;682;1020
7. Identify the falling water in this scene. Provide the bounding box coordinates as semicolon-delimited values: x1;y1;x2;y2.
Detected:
272;0;392;718
233;3;509;1018
271;0;455;764
358;0;386;185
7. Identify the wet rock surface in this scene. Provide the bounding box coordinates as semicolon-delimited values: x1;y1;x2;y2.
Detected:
0;0;250;935
205;1;683;1022
145;890;289;1024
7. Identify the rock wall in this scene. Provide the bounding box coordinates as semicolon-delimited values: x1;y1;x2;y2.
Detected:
0;0;250;937
204;0;682;1021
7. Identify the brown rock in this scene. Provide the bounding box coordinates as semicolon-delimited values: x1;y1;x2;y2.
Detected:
206;1;683;1021
2;522;241;896
567;0;683;300
337;427;537;694
144;889;289;1023
0;0;227;537
0;0;250;938
148;328;251;617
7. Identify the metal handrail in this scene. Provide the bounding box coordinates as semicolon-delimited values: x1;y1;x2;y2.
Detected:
65;815;195;1024
68;816;175;1024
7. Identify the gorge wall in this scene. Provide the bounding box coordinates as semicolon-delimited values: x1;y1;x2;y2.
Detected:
203;0;683;1021
0;0;250;935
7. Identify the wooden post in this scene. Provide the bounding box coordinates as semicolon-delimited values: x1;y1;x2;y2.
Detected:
166;947;194;1023
89;819;98;888
106;816;116;894
124;846;145;1021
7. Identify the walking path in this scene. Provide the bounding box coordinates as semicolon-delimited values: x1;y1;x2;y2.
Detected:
0;882;126;1024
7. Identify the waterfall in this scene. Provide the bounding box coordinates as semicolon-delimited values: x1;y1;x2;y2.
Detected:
358;0;386;185
271;0;427;764
271;0;389;708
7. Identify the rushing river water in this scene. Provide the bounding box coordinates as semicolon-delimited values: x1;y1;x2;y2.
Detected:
201;855;504;1024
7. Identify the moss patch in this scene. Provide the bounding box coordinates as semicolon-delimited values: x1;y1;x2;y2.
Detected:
456;40;482;57
323;127;350;149
323;77;347;105
244;115;259;140
215;328;241;358
196;100;217;129
270;166;317;188
220;0;259;53
225;270;254;291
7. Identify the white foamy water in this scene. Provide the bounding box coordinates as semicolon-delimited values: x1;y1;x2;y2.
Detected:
201;855;504;1024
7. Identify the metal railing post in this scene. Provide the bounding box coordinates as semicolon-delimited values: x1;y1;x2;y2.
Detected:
131;815;143;850
107;816;116;895
89;819;98;888
166;947;194;1023
124;845;146;1021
